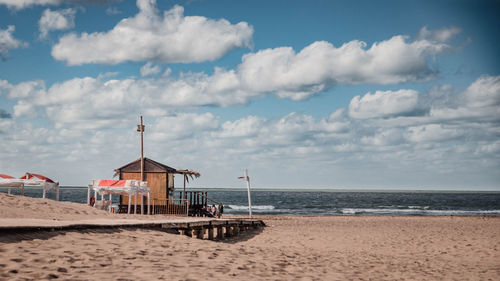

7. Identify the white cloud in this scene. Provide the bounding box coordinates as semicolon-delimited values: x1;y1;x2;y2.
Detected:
150;113;218;141
405;124;463;143
0;0;118;10
360;128;404;147
417;26;462;43
52;1;254;65
218;116;265;138
13;100;37;118
348;89;419;119
0;0;60;10
105;6;121;15
237;34;455;100
1;75;499;188
39;8;76;39
462;75;500;108
429;75;500;122
0;79;45;99
0;26;27;59
140;62;161;77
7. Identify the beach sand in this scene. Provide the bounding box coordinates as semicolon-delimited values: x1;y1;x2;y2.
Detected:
0;193;499;280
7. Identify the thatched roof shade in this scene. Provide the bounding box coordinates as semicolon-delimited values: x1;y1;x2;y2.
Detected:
176;169;201;183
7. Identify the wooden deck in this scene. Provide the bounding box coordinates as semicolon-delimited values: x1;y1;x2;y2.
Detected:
0;218;265;240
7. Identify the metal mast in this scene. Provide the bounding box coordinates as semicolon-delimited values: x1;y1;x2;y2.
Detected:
137;116;145;181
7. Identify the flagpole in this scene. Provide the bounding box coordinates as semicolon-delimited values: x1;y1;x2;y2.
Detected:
245;169;252;218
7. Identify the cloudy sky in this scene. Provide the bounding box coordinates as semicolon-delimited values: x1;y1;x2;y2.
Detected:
0;0;499;190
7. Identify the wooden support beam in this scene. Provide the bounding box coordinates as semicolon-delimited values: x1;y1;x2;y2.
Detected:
217;226;223;239
196;228;204;239
225;226;232;237
208;227;214;240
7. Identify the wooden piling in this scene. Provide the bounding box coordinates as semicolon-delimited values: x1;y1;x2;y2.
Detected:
225;226;232;237
217;226;223;239
196;228;205;239
208;227;214;240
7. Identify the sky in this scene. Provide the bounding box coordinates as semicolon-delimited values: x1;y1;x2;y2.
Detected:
0;0;499;190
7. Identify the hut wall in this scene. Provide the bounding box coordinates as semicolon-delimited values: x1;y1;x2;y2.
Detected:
120;172;167;204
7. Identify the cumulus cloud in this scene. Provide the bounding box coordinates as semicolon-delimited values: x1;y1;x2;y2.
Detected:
462;75;500;108
0;26;27;59
429;75;500;122
1;75;499;187
13;100;37;118
39;8;76;39
0;79;45;99
140;62;161;77
417;26;462;43
348;89;420;119
150;113;218;141
0;68;253;129
218;116;265;138
405;124;463;143
236;32;458;100
0;0;60;10
0;0;119;10
52;0;254;65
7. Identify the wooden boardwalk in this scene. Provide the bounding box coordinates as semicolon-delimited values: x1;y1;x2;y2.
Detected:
0;218;265;240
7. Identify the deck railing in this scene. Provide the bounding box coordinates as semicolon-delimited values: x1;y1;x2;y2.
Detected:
151;198;189;216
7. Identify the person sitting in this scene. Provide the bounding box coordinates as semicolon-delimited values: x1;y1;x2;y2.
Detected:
211;204;217;216
94;199;111;211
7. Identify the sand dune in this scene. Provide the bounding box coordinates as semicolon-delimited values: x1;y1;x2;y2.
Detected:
1;193;499;280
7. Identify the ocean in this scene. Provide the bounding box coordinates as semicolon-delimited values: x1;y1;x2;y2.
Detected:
2;187;500;216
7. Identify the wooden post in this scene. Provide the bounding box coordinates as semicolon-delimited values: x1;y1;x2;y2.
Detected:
127;194;131;214
183;174;186;199
109;194;112;213
196;228;205;239
217;226;223;239
137;116;145;181
208;227;214;240
225;226;232;237
87;184;91;205
134;193;137;214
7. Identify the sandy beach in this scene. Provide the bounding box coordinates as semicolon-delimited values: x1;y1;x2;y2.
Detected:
0;193;499;281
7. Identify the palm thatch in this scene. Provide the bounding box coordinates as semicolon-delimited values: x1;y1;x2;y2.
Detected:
176;169;201;183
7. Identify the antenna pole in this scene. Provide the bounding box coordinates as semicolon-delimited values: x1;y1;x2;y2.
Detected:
137;116;145;181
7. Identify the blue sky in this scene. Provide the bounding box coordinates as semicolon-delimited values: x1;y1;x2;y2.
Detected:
0;0;499;190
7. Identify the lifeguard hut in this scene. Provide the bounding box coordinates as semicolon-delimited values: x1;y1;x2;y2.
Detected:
114;116;217;216
115;157;175;201
114;158;211;215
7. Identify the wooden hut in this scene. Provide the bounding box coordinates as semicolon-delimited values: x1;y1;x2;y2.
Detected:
114;158;176;212
114;158;205;215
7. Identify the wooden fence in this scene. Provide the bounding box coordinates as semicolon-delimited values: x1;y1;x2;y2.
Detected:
151;198;189;216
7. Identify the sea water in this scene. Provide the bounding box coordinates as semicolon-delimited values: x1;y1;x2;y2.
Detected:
2;187;500;216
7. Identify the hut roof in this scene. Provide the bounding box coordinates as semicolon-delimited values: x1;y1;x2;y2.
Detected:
115;158;177;174
114;158;201;178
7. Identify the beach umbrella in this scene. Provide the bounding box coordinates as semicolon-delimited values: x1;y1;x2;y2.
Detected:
0;174;26;195
20;172;59;200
